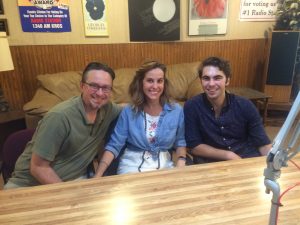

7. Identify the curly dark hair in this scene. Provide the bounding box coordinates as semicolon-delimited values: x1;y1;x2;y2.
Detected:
128;60;172;112
198;57;231;80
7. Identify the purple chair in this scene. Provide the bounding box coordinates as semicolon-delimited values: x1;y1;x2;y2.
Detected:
1;129;35;183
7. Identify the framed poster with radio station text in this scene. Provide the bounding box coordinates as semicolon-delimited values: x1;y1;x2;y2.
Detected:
18;0;71;32
239;0;277;21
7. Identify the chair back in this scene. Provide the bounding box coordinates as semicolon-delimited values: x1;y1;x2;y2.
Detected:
2;129;35;183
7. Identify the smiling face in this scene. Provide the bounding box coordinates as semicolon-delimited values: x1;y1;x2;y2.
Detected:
201;65;230;104
142;68;165;104
80;69;113;111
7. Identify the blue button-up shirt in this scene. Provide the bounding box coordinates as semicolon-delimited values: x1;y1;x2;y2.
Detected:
184;93;270;162
105;103;186;158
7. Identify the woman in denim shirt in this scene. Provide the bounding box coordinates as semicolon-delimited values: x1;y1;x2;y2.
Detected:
95;61;187;176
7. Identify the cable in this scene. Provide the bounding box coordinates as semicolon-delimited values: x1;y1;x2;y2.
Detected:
275;159;300;225
290;159;300;170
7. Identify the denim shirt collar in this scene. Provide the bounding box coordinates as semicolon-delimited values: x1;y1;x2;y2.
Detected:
162;102;174;112
132;102;174;115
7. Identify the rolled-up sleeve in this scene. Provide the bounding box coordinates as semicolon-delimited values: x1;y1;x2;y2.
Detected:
174;106;186;147
105;107;129;158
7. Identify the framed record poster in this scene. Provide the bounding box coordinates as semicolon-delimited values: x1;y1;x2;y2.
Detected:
128;0;180;42
82;0;108;36
189;0;228;36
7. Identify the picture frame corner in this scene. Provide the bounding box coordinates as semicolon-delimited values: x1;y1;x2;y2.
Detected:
0;0;4;15
0;19;9;36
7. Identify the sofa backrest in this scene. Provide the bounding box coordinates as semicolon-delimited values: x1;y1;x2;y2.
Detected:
36;71;82;101
112;61;202;104
23;71;82;117
166;62;201;102
112;68;136;103
23;62;203;126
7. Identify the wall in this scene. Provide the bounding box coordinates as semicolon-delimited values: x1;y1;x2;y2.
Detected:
0;1;274;111
1;0;274;45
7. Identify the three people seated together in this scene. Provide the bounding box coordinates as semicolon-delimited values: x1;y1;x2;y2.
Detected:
4;56;271;189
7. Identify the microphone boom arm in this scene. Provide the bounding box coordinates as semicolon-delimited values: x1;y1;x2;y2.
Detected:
264;91;300;225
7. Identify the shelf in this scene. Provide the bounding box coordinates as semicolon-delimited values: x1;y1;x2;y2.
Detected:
0;110;25;124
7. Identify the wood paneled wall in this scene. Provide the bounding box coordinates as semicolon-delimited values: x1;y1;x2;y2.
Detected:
0;39;268;110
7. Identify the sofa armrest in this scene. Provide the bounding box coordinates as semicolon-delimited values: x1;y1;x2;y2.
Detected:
23;88;62;115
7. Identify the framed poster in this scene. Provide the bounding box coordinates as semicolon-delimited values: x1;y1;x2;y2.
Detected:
81;0;108;36
188;0;228;36
128;0;180;42
0;19;9;35
239;0;277;21
0;0;4;14
18;0;71;32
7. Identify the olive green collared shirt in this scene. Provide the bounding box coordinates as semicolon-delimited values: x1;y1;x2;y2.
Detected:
10;96;121;187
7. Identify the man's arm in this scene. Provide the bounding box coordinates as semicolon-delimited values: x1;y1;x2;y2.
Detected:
191;144;241;161
94;151;115;178
259;144;272;156
30;153;62;184
242;99;272;156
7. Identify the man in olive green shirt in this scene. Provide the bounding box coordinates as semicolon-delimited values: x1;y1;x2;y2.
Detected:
5;62;121;188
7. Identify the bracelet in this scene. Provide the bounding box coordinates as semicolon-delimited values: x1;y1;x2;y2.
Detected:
178;156;187;161
99;160;109;167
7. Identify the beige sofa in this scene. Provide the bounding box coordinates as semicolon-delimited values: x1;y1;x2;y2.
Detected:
23;62;203;128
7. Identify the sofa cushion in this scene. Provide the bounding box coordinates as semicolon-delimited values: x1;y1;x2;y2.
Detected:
23;87;61;115
166;62;199;101
186;77;203;99
37;71;82;101
112;68;136;103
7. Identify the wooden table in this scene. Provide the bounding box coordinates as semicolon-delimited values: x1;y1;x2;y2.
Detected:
228;87;272;124
1;156;300;225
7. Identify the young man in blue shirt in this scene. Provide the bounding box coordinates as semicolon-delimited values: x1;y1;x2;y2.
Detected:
184;57;271;163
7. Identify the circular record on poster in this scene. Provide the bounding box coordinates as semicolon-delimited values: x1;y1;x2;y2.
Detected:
128;0;180;42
